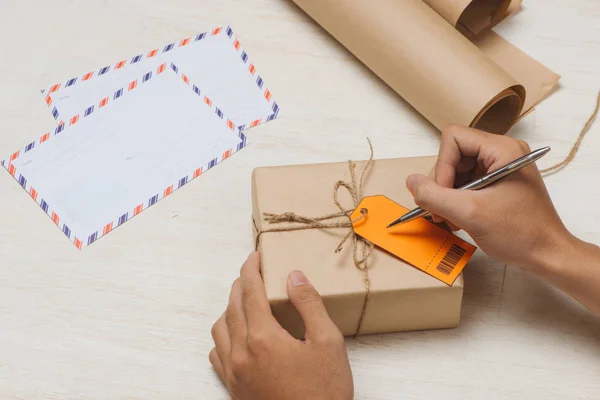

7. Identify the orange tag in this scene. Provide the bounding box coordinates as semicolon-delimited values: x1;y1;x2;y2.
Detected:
351;195;476;285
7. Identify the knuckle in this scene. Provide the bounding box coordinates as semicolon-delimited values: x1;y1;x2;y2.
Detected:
492;134;514;147
232;278;241;292
211;315;226;340
516;140;531;153
247;331;271;351
318;330;344;346
208;348;219;365
442;124;462;139
230;350;250;378
492;136;528;160
211;323;218;340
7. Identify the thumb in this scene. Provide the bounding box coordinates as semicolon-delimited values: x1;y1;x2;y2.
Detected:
287;270;338;340
406;174;473;224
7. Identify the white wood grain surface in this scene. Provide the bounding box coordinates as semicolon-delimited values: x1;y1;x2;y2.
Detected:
1;0;599;399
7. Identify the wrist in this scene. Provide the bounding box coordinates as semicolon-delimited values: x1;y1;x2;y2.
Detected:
529;230;584;278
528;232;600;317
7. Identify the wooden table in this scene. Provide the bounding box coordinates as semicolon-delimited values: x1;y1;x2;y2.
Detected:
1;0;599;398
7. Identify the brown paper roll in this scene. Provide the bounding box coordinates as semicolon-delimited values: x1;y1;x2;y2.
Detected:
423;0;511;36
292;0;525;134
473;30;559;116
405;0;557;118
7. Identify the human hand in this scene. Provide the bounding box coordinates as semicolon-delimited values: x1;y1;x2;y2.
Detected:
209;252;353;400
406;125;573;271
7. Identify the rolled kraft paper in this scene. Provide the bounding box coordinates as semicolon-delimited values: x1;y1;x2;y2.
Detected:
473;30;560;116
426;0;559;117
291;0;525;134
422;0;512;36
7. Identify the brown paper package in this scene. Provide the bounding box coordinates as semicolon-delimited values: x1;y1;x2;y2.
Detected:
252;156;464;338
290;0;559;135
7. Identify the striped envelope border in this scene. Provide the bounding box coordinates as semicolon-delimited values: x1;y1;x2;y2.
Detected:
41;25;280;132
2;62;248;249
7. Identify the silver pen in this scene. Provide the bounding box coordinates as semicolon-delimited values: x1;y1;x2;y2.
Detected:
386;146;551;228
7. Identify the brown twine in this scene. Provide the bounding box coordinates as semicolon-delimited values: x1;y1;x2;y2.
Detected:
540;91;600;176
254;139;376;337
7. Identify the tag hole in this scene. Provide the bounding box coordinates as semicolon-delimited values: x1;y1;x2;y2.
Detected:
360;208;368;215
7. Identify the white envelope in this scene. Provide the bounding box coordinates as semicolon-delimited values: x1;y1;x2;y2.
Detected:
42;26;279;131
4;63;246;249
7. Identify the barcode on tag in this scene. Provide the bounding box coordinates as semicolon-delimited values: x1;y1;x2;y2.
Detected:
436;244;466;275
351;196;477;285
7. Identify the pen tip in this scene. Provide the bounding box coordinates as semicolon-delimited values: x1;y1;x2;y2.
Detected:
386;221;399;229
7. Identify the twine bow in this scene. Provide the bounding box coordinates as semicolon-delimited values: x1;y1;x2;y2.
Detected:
254;139;376;337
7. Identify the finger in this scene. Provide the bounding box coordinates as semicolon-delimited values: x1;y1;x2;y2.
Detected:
226;279;248;350
209;348;226;383
287;270;338;340
433;147;475;188
428;164;444;222
434;152;476;222
211;313;231;369
440;125;530;175
406;174;474;224
240;252;277;329
436;125;487;189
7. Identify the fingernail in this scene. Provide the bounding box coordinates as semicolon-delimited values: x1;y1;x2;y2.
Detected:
288;270;308;287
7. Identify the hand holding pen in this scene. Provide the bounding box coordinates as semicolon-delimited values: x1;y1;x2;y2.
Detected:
387;146;550;227
398;125;571;271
